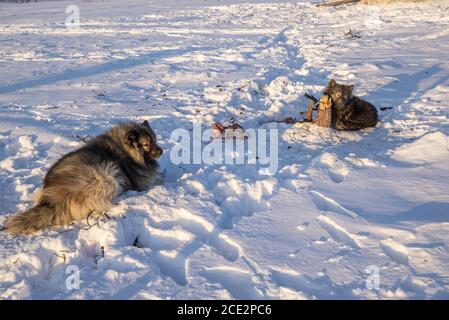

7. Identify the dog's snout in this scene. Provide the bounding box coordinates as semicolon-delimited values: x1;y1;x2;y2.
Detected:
152;146;163;158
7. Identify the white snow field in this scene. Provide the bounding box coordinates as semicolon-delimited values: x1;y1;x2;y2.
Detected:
1;0;449;299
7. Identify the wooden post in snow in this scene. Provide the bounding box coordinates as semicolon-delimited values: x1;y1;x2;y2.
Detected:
316;95;333;128
306;98;314;122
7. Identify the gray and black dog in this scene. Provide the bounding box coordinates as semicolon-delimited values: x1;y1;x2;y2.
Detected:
324;79;378;131
5;121;163;235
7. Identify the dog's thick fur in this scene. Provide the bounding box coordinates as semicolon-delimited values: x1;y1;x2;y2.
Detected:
324;79;378;131
5;121;162;235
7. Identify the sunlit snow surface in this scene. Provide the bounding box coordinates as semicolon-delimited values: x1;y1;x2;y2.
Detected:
1;0;449;299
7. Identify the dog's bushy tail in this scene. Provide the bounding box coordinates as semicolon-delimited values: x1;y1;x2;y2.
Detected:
5;203;57;235
4;162;122;236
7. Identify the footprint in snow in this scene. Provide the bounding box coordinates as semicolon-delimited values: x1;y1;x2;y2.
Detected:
318;152;349;184
270;268;333;299
200;266;263;299
296;222;310;231
114;206;242;286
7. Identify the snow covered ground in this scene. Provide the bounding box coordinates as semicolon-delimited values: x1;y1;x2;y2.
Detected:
1;0;449;299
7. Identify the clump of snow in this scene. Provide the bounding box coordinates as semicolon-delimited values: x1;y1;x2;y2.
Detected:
392;132;449;166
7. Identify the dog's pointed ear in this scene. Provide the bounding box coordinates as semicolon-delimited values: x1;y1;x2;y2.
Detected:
126;129;139;146
142;120;150;128
347;84;354;94
324;79;336;95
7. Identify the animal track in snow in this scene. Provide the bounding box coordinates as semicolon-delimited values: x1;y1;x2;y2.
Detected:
151;250;189;286
344;155;381;169
296;222;310;231
173;208;241;262
74;199;244;289
278;164;308;192
270;268;332;299
122;205;242;286
0;133;54;214
200;266;263;299
319;153;349;183
214;176;278;229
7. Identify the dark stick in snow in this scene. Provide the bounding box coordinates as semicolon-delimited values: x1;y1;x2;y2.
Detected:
317;0;362;7
304;92;319;104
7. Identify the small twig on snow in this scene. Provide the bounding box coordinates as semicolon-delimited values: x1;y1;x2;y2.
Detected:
317;0;361;7
92;89;106;98
49;252;66;265
74;134;92;144
345;29;362;39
